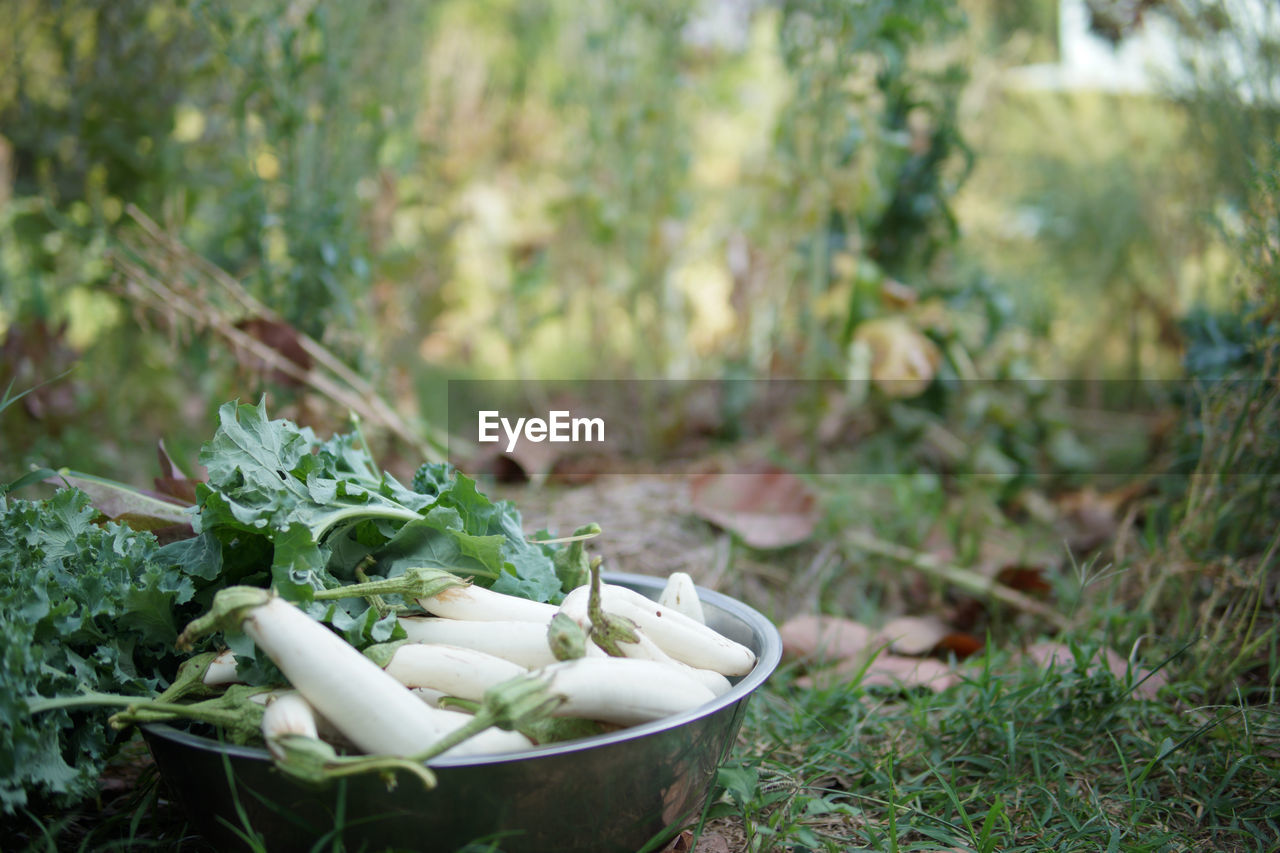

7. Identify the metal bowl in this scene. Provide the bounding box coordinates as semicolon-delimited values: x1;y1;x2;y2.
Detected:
142;572;781;853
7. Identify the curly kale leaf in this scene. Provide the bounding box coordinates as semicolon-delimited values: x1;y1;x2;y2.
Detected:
0;488;209;813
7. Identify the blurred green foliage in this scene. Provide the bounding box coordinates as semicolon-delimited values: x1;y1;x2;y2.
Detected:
0;0;1276;491
0;0;428;476
1;0;424;333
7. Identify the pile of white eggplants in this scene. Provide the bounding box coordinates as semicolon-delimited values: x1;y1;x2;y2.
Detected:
170;564;757;788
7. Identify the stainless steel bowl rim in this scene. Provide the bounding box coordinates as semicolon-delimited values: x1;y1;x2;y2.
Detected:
145;571;782;767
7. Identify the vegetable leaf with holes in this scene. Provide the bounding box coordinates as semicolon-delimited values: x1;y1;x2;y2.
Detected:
191;400;565;649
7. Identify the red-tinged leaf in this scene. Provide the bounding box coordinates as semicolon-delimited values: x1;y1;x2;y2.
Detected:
152;476;199;505
154;440;203;504
688;463;819;549
996;565;1053;596
46;470;193;533
156;438;186;481
780;614;873;662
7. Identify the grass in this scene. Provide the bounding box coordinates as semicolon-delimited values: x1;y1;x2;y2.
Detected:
13;651;1277;852
706;646;1279;852
5;493;1277;853
6;377;1276;852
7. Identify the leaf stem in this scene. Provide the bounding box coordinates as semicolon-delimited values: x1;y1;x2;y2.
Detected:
312;566;481;603
844;530;1071;630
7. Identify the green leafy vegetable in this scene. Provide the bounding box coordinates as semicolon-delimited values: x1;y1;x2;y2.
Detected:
0;488;215;812
0;399;580;812
192;400;565;649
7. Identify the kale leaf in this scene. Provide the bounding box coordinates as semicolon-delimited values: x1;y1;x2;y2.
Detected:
0;401;571;813
0;488;210;813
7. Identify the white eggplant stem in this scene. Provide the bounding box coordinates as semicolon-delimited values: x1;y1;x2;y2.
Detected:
558;586;731;695
428;706;535;757
560;583;752;677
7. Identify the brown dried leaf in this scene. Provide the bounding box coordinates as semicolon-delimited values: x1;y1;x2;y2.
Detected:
780;614;874;662
797;653;959;693
1024;641;1168;701
688;464;819;549
663;828;733;853
935;632;985;660
876;615;950;656
851;317;942;398
472;438;561;485
232;316;313;385
1053;482;1149;553
995;565;1053;596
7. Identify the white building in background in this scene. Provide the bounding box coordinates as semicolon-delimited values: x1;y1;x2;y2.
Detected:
1006;0;1279;100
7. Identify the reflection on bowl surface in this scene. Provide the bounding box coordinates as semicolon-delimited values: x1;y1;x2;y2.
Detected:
143;572;782;853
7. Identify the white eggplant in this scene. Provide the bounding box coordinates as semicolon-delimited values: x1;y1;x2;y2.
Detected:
420;583;558;623
614;630;733;697
397;617;560;668
557;586;730;695
559;582;754;677
260;691;319;760
381;643;528;702
598;583;756;676
202;648;242;686
540;657;717;726
658;572;706;625
179;588;512;759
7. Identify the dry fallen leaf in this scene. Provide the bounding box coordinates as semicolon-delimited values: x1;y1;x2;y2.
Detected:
780;614;874;662
1053;481;1149;553
232;316;313;386
935;632;985;660
798;653;960;693
781;614;962;692
688;463;820;549
851;316;942;398
663;828;733;853
995;565;1053;596
1024;641;1168;701
876;615;950;656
